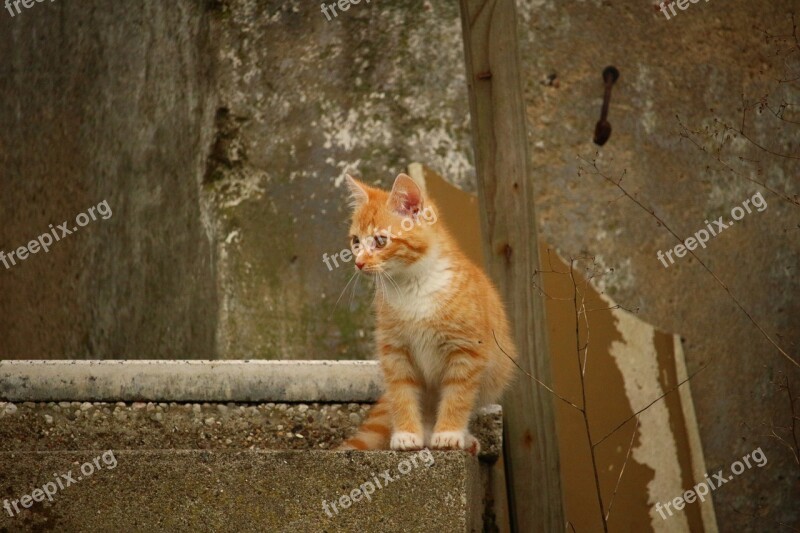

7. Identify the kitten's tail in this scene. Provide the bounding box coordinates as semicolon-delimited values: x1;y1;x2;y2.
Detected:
338;394;392;450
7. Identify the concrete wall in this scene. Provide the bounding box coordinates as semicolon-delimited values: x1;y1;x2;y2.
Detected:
207;0;474;359
0;1;219;359
518;2;800;530
0;0;797;530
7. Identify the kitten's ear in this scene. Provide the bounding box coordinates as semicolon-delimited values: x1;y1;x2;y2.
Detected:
388;173;423;216
345;174;369;209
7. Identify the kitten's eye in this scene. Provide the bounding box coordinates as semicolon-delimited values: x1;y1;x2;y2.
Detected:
374;235;388;249
351;236;360;247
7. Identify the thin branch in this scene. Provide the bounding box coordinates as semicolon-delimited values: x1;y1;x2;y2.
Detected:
569;259;609;533
605;415;639;522
532;279;572;301
729;504;800;532
787;377;800;465
592;363;710;449
543;247;570;274
579;156;799;369
586;304;640;314
726;119;800;160
579;282;591;376
768;428;800;465
763;101;800;125
677;117;800;209
764;375;800;466
492;330;582;412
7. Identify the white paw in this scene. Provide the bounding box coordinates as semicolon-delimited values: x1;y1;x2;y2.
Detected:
431;430;466;450
390;431;424;451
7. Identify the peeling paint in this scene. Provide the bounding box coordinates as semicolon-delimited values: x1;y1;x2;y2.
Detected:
607;298;691;532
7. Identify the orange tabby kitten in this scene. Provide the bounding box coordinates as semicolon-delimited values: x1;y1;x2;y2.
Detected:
340;173;517;454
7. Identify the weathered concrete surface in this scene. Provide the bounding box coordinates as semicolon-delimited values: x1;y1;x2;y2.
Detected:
515;2;800;531
0;400;503;461
207;0;474;360
0;1;218;359
0;360;383;403
0;450;482;532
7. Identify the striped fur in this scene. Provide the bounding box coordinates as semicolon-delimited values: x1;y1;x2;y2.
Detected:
339;173;518;453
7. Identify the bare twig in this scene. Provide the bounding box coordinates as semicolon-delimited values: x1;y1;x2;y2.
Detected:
729;504;800;532
532;279;572;301
605;415;639;522
786;377;800;465
586;304;640;314
592;362;710;449
493;330;582;412
676;13;800;209
578;280;591;376
578;156;799;369
676;119;800;208
569;260;608;533
758;375;800;466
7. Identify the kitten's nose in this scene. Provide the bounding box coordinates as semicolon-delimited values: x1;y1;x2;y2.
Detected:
356;260;365;270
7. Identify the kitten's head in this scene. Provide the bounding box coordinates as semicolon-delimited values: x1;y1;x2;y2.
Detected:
345;173;439;275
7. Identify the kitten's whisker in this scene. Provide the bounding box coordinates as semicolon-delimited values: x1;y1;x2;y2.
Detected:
349;272;361;308
376;275;387;312
383;271;402;296
331;270;359;316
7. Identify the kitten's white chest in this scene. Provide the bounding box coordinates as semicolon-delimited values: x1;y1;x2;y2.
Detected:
381;248;455;384
407;326;446;387
384;284;441;320
384;253;453;321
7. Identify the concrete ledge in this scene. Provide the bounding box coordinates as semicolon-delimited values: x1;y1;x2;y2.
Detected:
0;401;503;461
0;360;383;403
0;450;482;532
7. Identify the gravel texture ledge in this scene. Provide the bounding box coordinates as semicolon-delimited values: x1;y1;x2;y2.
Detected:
0;401;503;460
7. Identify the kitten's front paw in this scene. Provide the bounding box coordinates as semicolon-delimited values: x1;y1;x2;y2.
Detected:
431;430;466;450
390;431;424;451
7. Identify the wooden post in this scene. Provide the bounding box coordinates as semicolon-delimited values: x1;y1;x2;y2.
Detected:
458;1;566;531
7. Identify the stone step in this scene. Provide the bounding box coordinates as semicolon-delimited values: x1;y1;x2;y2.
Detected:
0;450;482;532
0;361;507;532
